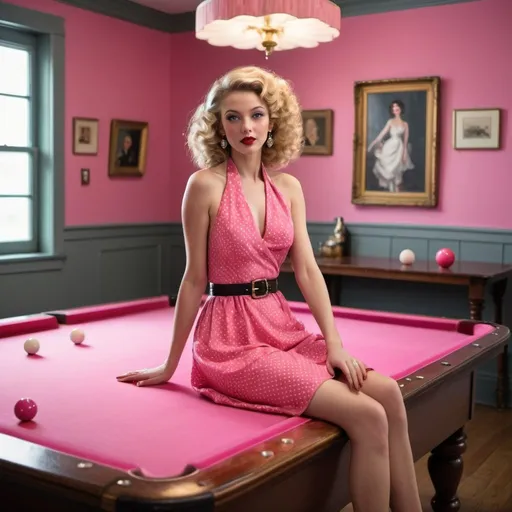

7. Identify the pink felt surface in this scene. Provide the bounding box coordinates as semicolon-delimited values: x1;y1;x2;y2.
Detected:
289;301;494;380
0;301;493;478
0;306;307;478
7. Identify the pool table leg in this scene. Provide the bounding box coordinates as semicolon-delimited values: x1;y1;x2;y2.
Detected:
427;427;467;512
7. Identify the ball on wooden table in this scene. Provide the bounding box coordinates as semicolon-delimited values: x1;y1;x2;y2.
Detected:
70;328;85;344
436;248;455;269
399;249;415;265
14;398;38;422
24;337;40;355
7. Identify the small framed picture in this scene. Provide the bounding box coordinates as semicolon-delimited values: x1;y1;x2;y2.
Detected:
301;109;333;155
108;119;148;177
73;117;99;155
453;108;501;149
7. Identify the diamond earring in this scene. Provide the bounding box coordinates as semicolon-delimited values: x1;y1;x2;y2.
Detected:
220;138;228;149
266;132;274;148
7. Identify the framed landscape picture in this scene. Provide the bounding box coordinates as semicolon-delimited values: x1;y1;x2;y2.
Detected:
453;108;501;149
351;76;440;207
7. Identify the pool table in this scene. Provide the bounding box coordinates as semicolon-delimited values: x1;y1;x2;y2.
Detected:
0;295;509;512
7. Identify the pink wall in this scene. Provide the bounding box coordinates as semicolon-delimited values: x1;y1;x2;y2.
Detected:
6;0;172;225
168;0;511;229
5;0;510;229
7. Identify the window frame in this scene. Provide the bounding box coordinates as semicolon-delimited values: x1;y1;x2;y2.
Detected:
0;3;65;274
0;27;39;255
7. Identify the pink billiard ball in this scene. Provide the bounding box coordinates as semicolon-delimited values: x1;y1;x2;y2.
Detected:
14;398;38;422
436;248;455;269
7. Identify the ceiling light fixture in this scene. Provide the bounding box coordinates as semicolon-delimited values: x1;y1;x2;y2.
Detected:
195;0;341;59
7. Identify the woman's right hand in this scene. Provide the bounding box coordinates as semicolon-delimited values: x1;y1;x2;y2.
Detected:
116;362;176;387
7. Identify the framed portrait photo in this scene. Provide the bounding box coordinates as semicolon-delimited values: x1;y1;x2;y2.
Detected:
301;109;333;155
352;76;440;207
453;108;501;149
73;117;99;155
108;119;148;177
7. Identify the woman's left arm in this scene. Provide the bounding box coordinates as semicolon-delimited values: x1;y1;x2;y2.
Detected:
284;174;367;389
402;122;409;160
286;175;341;349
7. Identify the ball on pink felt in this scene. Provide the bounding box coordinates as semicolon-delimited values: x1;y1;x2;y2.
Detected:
14;398;38;422
436;248;455;269
70;328;85;344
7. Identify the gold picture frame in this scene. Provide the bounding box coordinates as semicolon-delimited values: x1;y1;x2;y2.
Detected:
301;109;333;155
73;117;99;155
108;119;148;177
453;108;501;149
352;76;440;207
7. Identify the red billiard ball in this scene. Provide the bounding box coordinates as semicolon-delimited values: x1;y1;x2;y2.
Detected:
14;398;38;422
436;248;455;269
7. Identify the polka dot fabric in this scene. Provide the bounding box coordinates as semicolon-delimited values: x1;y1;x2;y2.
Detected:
191;159;332;416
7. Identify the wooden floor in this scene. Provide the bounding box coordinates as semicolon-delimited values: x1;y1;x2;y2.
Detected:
342;404;512;512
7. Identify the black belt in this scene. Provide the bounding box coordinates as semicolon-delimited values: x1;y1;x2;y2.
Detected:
209;278;278;299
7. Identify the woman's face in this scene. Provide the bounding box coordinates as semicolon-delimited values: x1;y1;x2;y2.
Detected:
391;103;402;117
305;119;318;138
123;135;132;150
219;90;272;155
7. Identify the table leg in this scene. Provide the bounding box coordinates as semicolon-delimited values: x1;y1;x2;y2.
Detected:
492;279;509;409
324;276;341;306
468;278;485;321
330;276;341;306
428;427;467;512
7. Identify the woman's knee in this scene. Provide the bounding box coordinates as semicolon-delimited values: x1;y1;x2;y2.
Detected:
305;380;388;450
347;400;389;451
378;376;407;425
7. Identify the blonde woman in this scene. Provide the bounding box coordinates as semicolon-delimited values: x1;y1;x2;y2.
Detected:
117;67;421;512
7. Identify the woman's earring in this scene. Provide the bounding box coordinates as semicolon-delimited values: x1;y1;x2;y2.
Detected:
220;137;228;149
266;132;274;148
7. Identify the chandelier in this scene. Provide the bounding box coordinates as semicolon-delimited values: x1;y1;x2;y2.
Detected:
195;0;341;59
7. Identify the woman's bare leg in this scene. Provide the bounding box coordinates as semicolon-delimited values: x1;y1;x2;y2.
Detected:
358;372;422;512
305;379;391;512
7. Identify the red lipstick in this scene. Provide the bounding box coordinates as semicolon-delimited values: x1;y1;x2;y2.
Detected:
241;137;256;145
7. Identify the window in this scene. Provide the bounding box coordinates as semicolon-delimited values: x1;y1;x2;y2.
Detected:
0;3;65;269
0;28;38;255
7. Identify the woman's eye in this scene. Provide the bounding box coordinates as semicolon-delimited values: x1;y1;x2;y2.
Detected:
226;112;264;122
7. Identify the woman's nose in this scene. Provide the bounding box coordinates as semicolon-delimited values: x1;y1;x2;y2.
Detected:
241;117;253;133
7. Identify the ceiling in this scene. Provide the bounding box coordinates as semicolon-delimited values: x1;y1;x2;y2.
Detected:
128;0;348;14
129;0;203;13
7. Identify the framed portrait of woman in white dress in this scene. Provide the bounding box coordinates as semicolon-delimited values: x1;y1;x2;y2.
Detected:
351;76;440;207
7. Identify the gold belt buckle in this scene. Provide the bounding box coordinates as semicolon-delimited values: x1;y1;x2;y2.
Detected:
251;279;269;299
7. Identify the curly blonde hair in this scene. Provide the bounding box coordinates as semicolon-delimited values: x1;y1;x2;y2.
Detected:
186;66;304;170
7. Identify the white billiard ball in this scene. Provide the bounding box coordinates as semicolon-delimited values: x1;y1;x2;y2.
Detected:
70;328;85;344
399;249;415;265
24;338;40;355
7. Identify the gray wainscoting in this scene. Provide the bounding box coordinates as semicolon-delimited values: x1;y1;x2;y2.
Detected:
0;221;510;407
0;223;185;318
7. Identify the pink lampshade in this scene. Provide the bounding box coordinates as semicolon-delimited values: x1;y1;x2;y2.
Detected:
196;0;341;58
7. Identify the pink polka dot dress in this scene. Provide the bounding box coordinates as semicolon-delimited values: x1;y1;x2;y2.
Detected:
191;158;332;417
